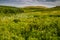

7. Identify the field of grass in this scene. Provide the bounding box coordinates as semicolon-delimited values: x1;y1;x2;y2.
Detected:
0;6;60;40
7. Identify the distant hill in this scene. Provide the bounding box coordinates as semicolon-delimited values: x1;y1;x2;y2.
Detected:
0;6;48;13
0;5;60;14
23;6;60;12
0;5;24;14
23;6;47;9
49;6;60;11
53;6;60;8
22;6;48;12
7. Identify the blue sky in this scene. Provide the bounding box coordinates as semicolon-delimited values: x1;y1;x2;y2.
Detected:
0;0;60;7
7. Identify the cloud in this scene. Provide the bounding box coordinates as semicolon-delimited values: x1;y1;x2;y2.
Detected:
0;0;60;7
46;0;56;2
54;0;60;6
37;0;56;2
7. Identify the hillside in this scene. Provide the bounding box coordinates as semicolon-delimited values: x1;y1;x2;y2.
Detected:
23;6;60;12
22;6;47;12
0;6;60;40
0;6;60;14
48;6;60;11
0;6;24;14
0;6;47;13
52;6;60;8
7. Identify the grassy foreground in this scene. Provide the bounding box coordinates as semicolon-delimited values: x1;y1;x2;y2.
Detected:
0;6;60;40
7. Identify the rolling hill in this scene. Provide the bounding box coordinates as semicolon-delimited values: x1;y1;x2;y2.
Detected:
0;6;24;14
0;5;60;40
0;5;60;14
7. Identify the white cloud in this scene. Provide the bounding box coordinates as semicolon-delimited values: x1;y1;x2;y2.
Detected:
0;0;60;7
54;0;60;6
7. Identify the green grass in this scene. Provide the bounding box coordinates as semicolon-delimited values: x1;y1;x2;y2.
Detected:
0;6;60;40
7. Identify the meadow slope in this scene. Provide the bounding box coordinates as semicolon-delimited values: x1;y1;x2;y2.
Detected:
0;6;60;40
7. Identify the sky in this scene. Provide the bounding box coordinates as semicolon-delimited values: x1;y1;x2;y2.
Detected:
0;0;60;7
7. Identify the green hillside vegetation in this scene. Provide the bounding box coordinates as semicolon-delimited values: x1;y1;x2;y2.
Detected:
0;6;60;40
0;6;60;13
23;6;60;12
0;6;24;14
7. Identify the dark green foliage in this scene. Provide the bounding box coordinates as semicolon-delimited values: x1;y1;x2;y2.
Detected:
0;6;24;14
49;15;60;17
13;19;20;23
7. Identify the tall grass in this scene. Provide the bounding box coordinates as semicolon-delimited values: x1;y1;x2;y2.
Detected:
0;12;60;40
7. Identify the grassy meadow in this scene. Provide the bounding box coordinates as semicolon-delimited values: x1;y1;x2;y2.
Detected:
0;6;60;40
